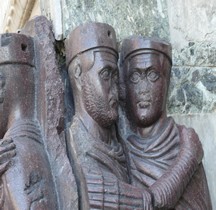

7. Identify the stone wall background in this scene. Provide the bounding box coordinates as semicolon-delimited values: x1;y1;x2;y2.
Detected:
0;0;11;33
167;0;216;114
0;0;41;33
61;0;169;42
166;1;216;207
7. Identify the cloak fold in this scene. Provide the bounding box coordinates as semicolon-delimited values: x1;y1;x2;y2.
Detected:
126;117;212;210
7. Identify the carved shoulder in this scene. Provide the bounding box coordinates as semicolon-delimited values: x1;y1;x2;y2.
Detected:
178;124;203;164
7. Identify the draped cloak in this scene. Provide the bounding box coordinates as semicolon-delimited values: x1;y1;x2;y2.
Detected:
125;117;212;210
67;115;153;210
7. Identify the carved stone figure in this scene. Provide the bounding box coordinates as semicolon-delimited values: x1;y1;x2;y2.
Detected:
0;33;58;209
21;16;78;210
65;23;153;210
119;36;212;209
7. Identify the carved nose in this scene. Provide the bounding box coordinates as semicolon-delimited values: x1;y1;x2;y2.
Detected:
110;83;118;99
138;90;149;95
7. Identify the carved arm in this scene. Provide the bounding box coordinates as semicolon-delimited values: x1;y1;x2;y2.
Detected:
149;126;203;209
86;172;153;210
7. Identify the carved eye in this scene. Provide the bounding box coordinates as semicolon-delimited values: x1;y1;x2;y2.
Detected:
100;68;110;80
130;72;141;83
147;70;160;82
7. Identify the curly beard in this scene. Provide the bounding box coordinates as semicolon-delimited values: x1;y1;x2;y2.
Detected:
82;75;118;128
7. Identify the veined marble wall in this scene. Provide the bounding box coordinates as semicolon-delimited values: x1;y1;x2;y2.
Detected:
167;0;216;207
168;0;216;114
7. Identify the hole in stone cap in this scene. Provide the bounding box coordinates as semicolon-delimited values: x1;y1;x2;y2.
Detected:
21;43;27;51
108;30;111;37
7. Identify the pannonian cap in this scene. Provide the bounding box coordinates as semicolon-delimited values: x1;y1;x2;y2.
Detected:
65;22;118;67
0;33;34;66
120;36;172;64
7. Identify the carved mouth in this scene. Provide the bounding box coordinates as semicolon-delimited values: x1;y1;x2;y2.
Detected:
137;101;151;108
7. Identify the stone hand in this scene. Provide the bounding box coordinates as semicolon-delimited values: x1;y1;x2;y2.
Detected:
87;172;153;210
0;138;16;175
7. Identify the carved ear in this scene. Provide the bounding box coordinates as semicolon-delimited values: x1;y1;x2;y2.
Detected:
73;63;82;92
74;64;82;79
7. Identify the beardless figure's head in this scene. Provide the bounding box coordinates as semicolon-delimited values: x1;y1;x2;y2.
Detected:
120;36;172;127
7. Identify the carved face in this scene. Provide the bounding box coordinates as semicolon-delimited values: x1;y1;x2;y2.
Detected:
124;52;169;127
81;51;118;127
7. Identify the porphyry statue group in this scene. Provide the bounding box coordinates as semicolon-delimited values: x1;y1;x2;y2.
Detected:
0;21;212;210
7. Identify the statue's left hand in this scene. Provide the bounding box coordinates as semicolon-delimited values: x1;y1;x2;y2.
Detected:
0;138;16;176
